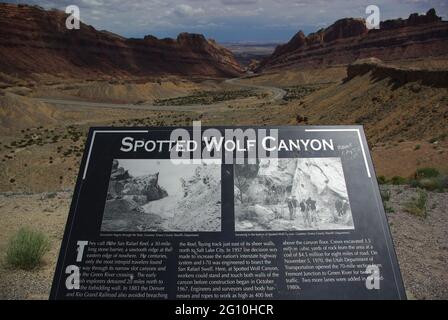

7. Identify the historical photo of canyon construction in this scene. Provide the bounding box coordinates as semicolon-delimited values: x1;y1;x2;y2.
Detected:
101;159;221;232
234;158;354;231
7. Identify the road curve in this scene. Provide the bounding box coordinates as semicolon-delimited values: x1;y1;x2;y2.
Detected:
36;77;286;111
224;77;286;102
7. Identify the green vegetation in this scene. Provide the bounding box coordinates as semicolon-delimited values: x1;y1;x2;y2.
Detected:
380;188;394;213
377;176;387;185
154;90;257;106
384;203;395;213
410;167;447;192
380;189;391;202
377;168;447;192
415;167;440;179
1;124;87;163
282;85;322;101
414;144;420;150
403;191;428;218
6;228;50;270
390;176;408;185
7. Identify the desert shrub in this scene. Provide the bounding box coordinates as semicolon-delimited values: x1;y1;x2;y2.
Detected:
415;167;440;179
390;176;407;185
418;178;440;191
414;144;420;150
403;191;428;218
411;168;447;192
380;189;390;202
384;203;395;213
6;228;50;270
438;175;448;189
409;179;419;188
377;176;387;185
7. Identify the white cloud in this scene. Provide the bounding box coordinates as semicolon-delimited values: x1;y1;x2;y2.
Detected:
171;4;204;18
4;0;447;41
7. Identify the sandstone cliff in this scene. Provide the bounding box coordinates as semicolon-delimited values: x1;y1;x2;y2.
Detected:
0;3;243;79
347;57;448;87
257;9;448;71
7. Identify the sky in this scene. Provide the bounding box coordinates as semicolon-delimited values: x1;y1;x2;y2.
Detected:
5;0;448;42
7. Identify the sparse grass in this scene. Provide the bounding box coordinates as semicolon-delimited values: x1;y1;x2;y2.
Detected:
380;189;391;202
377;176;387;184
415;167;440;179
6;228;50;270
377;168;447;192
154;90;256;106
410;167;447;192
384;203;395;213
282;85;322;101
403;190;428;218
390;176;408;185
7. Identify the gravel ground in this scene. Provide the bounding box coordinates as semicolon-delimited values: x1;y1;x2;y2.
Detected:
0;191;70;300
383;185;448;300
0;187;447;300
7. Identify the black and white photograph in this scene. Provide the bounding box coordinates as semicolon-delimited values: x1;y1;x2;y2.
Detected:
101;159;221;232
234;158;354;231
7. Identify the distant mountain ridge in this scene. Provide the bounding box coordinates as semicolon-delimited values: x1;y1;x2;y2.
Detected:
0;3;243;79
257;9;448;71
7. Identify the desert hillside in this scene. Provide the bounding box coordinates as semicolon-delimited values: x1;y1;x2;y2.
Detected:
258;9;448;71
0;3;447;301
297;59;448;144
0;3;243;79
0;93;57;133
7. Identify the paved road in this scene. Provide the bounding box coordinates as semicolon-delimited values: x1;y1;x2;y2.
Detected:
36;77;286;111
225;77;286;102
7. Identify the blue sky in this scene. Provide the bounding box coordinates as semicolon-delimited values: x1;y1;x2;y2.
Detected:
6;0;448;42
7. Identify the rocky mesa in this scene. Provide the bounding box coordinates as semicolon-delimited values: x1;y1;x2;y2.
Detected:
0;3;243;79
257;9;448;71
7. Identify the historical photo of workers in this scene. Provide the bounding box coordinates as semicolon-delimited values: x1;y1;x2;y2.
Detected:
234;158;354;231
101;159;221;232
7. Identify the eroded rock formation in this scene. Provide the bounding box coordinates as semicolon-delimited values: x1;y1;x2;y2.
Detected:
0;3;243;79
347;58;448;87
257;9;448;71
104;160;168;220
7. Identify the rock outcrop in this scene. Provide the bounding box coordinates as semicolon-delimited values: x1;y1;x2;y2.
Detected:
0;3;243;79
169;164;221;231
104;160;168;221
347;58;448;87
257;9;448;71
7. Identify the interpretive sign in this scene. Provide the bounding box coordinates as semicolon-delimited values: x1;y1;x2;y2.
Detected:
50;124;406;300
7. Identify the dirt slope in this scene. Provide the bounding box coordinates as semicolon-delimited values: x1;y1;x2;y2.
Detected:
0;93;57;134
298;65;448;144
